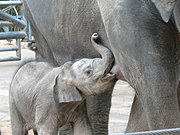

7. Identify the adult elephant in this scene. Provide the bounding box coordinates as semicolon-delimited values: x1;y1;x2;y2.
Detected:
23;0;180;134
97;0;180;132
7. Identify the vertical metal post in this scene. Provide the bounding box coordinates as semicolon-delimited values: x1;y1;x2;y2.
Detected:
28;22;32;41
16;38;21;58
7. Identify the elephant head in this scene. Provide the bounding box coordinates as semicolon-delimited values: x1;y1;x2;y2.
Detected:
53;33;117;103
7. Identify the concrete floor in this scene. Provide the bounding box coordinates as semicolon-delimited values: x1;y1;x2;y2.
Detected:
0;47;35;135
0;42;135;134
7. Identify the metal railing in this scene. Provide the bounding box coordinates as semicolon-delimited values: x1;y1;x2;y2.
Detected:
112;128;180;135
0;1;22;6
0;0;26;62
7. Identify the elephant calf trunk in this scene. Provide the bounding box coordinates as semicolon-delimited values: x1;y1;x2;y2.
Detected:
91;33;114;72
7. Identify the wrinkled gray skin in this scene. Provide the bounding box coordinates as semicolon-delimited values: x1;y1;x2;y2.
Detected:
9;34;117;135
23;0;180;134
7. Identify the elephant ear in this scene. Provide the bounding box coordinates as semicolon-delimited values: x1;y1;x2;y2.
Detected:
151;0;177;22
53;76;82;103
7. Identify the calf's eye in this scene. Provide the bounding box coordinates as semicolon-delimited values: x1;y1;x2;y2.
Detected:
84;69;92;76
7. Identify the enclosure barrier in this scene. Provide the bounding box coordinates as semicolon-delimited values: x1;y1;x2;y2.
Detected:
0;31;25;40
112;128;180;135
0;10;26;29
0;0;26;62
0;21;13;26
0;1;22;6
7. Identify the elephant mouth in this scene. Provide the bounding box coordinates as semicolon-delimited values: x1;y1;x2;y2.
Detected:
102;62;116;79
103;64;122;80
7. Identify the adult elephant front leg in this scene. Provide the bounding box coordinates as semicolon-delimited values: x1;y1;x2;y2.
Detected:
126;95;149;132
87;90;113;134
97;0;180;131
127;81;180;132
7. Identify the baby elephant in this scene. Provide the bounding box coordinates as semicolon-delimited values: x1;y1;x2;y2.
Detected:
9;33;117;135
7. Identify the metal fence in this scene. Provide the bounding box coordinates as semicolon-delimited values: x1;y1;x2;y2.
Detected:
0;0;26;62
112;128;180;135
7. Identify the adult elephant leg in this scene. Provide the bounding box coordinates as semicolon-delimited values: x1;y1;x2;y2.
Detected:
127;81;180;132
87;90;113;134
126;96;149;132
97;0;180;131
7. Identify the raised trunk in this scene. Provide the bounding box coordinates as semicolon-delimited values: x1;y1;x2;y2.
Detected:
91;33;114;70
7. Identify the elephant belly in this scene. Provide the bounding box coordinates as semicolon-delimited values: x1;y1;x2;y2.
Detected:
9;62;53;129
24;0;110;64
